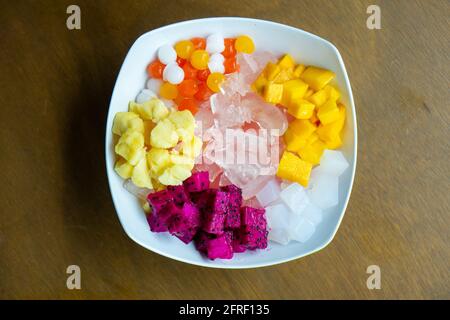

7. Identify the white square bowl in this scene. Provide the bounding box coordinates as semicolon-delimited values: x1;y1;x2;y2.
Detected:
105;17;357;268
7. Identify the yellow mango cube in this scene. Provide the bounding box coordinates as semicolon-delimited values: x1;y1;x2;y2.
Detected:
306;132;319;146
278;54;296;69
252;74;267;93
324;135;343;150
317;99;340;125
112;112;144;136
276;151;312;187
325;85;341;102
263;82;283;104
310;110;320;125
304;88;314;98
114;157;134;179
150;118;179;149
273;68;295;83
281;79;308;106
317;105;346;141
308;88;328;107
283;119;317;152
293;64;305;78
288;99;315;119
264;62;281;81
283;128;307;152
297;140;326;165
300;66;335;91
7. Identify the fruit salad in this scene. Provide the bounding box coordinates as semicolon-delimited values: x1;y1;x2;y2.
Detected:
111;33;349;260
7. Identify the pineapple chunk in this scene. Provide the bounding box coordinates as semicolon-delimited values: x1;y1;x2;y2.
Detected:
114;157;134;179
129;99;169;122
158;165;192;186
112;112;144;136
300;66;335;91
317;99;340;125
150;118;179;149
263;83;283;104
131;157;153;189
142;202;152;213
182;135;203;158
168;110;195;141
147;148;171;177
114;130;145;165
151;99;170;122
278;54;296;69
143;121;155;147
171;154;195;170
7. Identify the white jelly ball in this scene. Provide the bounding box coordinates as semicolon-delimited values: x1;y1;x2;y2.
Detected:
208;60;224;74
136;89;156;103
206;34;225;54
163;63;184;84
157;44;177;64
209;53;225;63
146;78;163;94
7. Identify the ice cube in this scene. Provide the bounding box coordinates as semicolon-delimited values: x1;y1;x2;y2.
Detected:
317;150;349;176
289;215;315;243
256;179;281;207
302;202;323;226
307;170;339;209
266;203;292;245
280;183;310;214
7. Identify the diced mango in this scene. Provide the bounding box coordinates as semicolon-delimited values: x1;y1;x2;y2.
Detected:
264;62;281;81
310;110;320;125
112;112;144;136
317;99;340;125
324;135;342;149
114;130;145;165
306;132;319;146
287;99;315;119
304;88;314;98
325;85;341;102
252;74;267;93
273;68;295;83
147;148;171;177
297;140;326;165
293;64;305;78
300;66;335;91
150;118;179;149
283;119;317;152
278;54;296;69
276;151;312;187
131;157;153;189
281;79;308;106
263;82;283;104
308;88;328;107
114;157;134;179
317;105;346;141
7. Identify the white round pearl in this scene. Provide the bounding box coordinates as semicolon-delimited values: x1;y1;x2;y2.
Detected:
209;53;225;63
206;34;225;54
208;60;224;74
136;89;156;103
146;78;163;94
157;44;177;65
163;63;184;84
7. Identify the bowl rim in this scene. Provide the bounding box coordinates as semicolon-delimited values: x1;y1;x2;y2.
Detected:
105;17;358;269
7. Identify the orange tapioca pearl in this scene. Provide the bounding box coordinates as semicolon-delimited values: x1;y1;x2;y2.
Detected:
206;72;225;93
194;82;214;101
159;82;178;100
178;79;199;97
235;35;255;54
146;60;165;78
190;50;209;70
182;62;198;79
197;69;210;81
222;38;236;58
191;37;206;50
224;57;239;74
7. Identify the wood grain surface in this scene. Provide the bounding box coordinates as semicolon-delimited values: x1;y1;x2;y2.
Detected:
0;0;449;299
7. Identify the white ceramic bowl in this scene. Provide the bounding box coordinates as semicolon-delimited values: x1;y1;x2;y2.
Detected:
105;17;357;268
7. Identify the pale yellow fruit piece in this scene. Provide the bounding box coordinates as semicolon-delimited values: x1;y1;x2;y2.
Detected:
182;135;203;158
158;165;192;186
147;148;171;177
129;101;152;120
171;154;195;170
131;157;153;189
151;99;170;122
143;121;155;146
114;157;134;179
150;118;179;148
168;110;195;141
112;112;144;136
142;202;152;213
114;130;145;165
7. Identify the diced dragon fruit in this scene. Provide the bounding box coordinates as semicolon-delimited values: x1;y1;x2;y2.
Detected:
168;202;201;244
240;226;268;250
220;184;243;229
146;212;169;232
240;206;267;229
231;229;246;253
183;171;210;192
202;190;230;234
147;189;173;213
194;231;214;253
206;233;233;260
167;185;189;206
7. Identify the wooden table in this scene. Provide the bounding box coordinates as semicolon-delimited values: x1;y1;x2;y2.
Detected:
0;0;449;299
